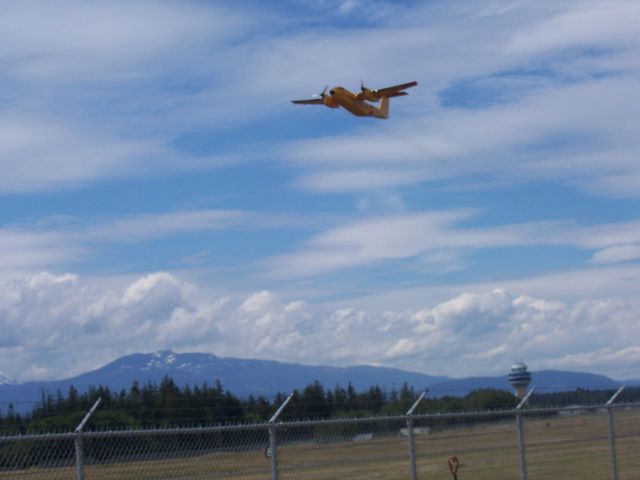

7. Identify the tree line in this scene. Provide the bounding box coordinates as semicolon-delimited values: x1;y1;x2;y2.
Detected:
1;376;637;435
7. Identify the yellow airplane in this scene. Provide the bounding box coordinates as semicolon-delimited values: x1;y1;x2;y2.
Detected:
292;81;418;119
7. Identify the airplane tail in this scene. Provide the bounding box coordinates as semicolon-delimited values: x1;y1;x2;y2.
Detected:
379;96;389;119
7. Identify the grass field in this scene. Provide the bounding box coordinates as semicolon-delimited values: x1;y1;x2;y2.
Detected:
2;409;638;479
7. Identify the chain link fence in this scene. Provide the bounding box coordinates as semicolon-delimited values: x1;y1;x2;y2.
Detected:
1;402;639;479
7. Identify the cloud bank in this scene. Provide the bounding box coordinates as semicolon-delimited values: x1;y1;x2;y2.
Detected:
2;272;639;382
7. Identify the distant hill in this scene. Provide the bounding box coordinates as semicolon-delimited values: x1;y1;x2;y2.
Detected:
428;370;623;397
0;350;634;414
624;378;640;387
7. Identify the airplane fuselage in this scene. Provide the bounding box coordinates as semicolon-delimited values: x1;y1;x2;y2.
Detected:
325;87;389;119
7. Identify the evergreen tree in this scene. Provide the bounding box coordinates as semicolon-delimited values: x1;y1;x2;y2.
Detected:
301;381;327;418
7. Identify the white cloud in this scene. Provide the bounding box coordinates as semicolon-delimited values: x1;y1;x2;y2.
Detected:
0;208;309;274
240;291;278;314
0;1;256;192
505;1;640;56
299;0;401;20
0;229;83;274
0;272;204;379
589;173;640;198
262;210;640;278
121;272;183;306
263;210;474;277
540;347;640;374
12;205;640;285
0;1;247;83
3;272;640;382
83;210;248;243
0;115;171;192
294;168;435;193
591;245;640;264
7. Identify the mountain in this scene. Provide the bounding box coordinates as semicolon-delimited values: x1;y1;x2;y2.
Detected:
0;373;16;386
63;350;451;394
428;370;623;397
0;350;450;413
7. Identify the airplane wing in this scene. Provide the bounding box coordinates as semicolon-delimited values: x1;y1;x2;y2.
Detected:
357;81;418;100
291;98;324;105
376;81;418;96
384;91;409;98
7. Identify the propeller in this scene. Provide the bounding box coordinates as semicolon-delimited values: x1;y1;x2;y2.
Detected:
313;86;328;98
360;80;377;95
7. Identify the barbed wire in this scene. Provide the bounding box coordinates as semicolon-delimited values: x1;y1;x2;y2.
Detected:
1;401;639;437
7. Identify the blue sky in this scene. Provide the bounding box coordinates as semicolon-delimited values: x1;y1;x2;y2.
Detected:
2;0;640;384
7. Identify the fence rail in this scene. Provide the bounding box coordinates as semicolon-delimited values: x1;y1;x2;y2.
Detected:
1;402;639;479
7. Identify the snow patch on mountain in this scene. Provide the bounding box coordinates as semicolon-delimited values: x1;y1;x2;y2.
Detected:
0;373;16;385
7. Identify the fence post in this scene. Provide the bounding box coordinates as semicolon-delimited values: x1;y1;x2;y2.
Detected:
606;386;624;480
268;393;293;480
515;387;534;480
74;433;85;480
406;390;428;480
74;398;101;480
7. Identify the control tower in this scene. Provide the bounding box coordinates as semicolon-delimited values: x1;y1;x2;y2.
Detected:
508;362;532;399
